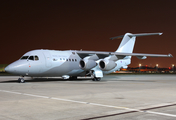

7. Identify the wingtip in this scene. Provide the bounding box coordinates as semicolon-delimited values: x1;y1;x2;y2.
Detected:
168;54;173;57
159;33;163;35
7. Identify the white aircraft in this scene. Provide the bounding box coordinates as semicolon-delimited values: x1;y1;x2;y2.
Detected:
5;33;173;83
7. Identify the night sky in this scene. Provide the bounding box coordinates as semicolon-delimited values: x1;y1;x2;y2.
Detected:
1;0;176;67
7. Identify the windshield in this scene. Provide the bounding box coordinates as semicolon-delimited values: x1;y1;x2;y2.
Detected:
20;56;29;60
20;55;39;61
28;56;34;60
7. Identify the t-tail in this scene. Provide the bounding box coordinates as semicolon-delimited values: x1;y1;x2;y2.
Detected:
110;33;163;54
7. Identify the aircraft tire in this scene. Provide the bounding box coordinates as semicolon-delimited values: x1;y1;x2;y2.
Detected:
69;76;77;80
96;77;101;81
92;77;101;81
18;78;25;83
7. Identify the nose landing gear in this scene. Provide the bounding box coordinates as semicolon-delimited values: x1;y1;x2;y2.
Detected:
18;77;25;83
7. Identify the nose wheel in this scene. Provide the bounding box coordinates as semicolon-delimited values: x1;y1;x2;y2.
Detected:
18;77;25;83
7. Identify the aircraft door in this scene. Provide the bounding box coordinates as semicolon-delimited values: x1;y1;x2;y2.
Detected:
43;51;52;68
28;55;41;75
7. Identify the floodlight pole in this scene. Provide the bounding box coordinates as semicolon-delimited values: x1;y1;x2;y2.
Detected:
172;64;175;73
156;64;158;73
139;64;141;73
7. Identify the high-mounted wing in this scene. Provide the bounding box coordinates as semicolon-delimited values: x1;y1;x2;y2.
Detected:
76;50;173;60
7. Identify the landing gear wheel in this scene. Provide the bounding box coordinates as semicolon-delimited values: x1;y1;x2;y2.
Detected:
18;78;25;83
92;77;101;81
69;76;77;80
96;77;101;81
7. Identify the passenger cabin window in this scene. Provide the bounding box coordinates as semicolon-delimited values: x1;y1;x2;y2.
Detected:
20;56;29;60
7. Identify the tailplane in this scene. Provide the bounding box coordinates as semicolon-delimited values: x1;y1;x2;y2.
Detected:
110;33;162;53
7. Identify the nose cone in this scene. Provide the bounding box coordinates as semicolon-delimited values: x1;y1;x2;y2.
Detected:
5;66;10;73
5;64;15;74
5;60;28;75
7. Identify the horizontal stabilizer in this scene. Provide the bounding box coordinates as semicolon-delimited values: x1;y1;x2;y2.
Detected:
110;32;162;40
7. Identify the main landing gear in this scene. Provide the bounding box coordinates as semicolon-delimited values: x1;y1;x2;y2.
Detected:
69;76;77;80
18;77;25;83
92;77;101;81
90;70;102;81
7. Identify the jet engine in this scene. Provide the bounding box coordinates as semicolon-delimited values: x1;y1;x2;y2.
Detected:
99;59;117;71
79;59;97;70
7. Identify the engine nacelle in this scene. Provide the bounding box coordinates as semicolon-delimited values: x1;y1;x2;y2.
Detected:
99;60;117;71
79;59;97;70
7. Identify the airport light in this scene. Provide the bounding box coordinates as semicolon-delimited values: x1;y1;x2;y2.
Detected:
139;64;141;67
139;64;141;73
156;64;158;73
172;64;175;72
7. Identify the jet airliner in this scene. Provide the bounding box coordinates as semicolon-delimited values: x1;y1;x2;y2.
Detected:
5;33;173;83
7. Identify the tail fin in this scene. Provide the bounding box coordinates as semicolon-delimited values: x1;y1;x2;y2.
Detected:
110;33;162;53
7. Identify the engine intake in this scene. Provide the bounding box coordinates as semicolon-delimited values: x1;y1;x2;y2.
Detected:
99;60;117;71
79;59;97;70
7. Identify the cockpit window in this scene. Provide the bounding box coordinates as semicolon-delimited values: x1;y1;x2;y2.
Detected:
20;56;29;60
20;55;39;61
28;56;34;60
34;56;39;61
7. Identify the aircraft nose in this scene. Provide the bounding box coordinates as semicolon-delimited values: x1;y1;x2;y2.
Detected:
5;61;20;74
5;60;29;75
5;64;14;73
5;66;9;72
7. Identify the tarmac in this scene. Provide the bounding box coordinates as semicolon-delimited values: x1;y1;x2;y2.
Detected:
0;74;176;120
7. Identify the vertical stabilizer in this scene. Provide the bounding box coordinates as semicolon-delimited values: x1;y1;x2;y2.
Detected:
116;33;135;53
110;33;162;53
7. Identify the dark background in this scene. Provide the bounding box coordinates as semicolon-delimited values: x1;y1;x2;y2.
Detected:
0;0;175;67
